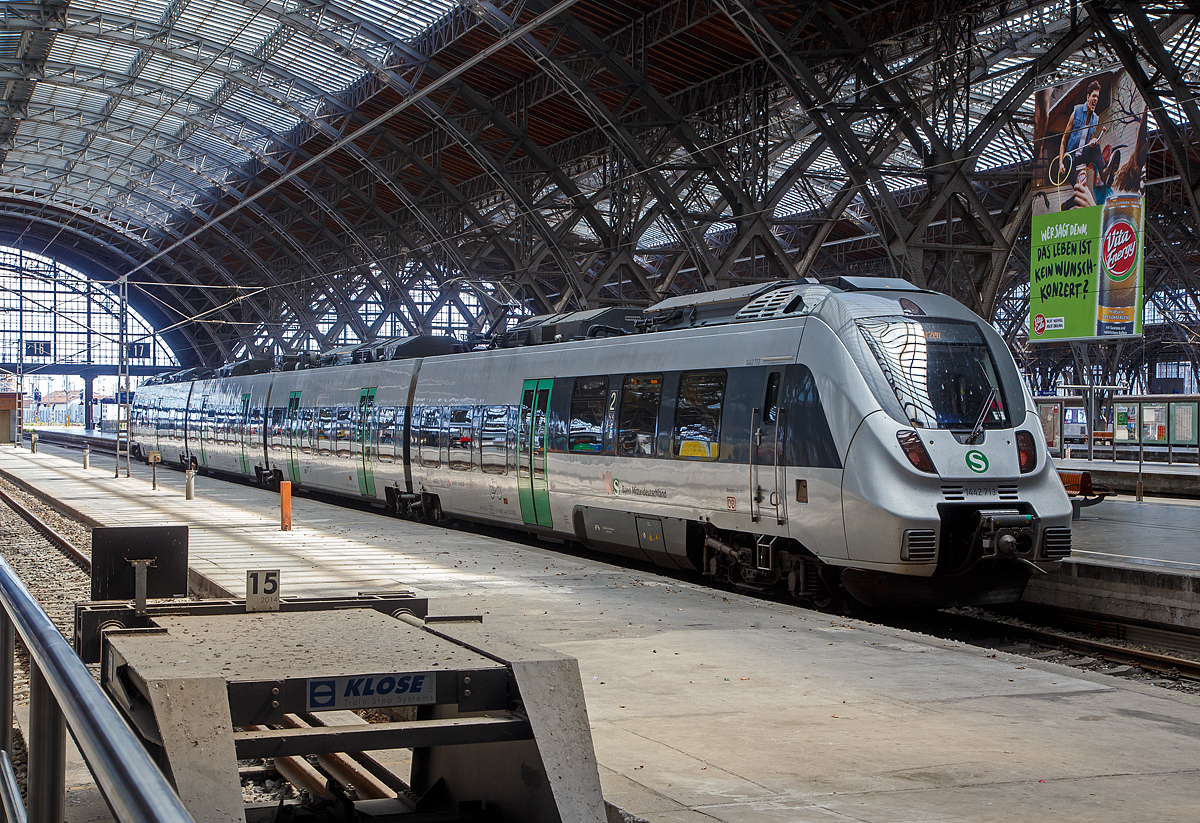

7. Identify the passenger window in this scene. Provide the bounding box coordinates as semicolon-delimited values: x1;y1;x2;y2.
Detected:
569;377;608;453
377;407;397;464
617;374;662;456
449;407;474;470
317;408;333;456
298;407;313;453
764;372;781;424
481;406;509;475
673;371;726;460
335;407;353;458
419;407;443;467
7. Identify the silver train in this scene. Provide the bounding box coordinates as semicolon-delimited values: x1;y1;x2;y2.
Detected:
131;278;1072;608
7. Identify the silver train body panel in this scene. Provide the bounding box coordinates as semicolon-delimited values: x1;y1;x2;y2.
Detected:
131;284;1072;605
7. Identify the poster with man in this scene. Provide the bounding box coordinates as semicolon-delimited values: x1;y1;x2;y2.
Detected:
1029;68;1148;341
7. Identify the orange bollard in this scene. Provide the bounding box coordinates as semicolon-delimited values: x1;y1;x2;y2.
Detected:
280;481;292;531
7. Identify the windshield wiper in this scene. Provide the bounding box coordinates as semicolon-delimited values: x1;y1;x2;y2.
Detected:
964;386;998;445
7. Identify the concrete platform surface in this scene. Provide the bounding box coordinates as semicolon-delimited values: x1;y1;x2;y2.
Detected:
2;445;1200;822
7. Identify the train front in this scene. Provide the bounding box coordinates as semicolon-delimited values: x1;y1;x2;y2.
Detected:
816;287;1072;608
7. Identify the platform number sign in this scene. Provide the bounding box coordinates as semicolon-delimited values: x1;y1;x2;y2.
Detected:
127;342;151;359
246;569;280;612
24;341;51;358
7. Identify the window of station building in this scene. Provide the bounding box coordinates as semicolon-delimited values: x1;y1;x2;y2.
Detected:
673;371;726;460
569;377;608;453
449;407;474;470
618;374;662;456
481;405;509;474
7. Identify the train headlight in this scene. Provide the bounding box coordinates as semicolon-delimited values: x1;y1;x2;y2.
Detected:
896;430;937;473
1016;430;1037;473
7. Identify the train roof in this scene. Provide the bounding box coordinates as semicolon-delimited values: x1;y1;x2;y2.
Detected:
178;278;978;380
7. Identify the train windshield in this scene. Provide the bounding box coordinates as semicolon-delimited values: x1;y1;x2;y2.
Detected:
857;317;1011;430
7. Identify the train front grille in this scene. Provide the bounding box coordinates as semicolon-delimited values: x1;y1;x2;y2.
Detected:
902;529;937;561
1041;527;1072;559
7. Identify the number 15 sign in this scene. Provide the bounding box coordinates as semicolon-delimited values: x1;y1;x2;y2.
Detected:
246;569;280;612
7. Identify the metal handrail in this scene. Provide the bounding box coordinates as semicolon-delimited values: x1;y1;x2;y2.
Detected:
0;554;196;822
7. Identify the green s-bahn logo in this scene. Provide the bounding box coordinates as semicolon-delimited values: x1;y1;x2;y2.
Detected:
965;450;989;474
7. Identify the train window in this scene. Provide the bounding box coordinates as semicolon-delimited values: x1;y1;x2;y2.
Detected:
857;317;1011;430
449;407;474;470
481;405;508;474
764;373;781;424
673;371;725;460
316;408;334;456
618;374;662;456
298;407;313;454
249;405;262;440
569;377;608;453
418;407;443;467
268;408;284;452
377;407;397;464
335;407;353;458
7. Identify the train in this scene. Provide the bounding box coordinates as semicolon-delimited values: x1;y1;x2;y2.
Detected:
130;277;1072;608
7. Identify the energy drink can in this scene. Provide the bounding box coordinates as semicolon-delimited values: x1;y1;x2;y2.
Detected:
1096;194;1141;336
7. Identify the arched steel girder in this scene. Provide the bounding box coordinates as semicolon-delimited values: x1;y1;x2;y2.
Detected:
0;145;332;352
1088;5;1200;229
58;3;657;316
60;15;479;332
471;1;739;291
32;21;505;338
60;8;546;321
255;0;627;307
0;155;336;359
11;85;444;347
16;67;429;341
0;201;227;362
716;0;1096;309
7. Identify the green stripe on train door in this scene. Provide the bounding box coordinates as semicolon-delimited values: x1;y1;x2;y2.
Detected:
285;392;301;483
239;393;252;475
517;379;553;528
357;388;377;496
198;395;209;467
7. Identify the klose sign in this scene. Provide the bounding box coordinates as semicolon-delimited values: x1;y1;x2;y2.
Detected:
307;672;436;711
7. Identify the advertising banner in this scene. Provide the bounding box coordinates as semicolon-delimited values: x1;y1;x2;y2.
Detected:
1029;68;1148;341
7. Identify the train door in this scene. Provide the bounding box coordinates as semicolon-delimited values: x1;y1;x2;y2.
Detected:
750;372;787;526
198;395;210;467
238;393;252;475
356;388;377;497
285;392;301;483
517;379;553;528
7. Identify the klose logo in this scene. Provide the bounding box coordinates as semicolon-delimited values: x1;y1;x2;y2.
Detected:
965;450;989;473
307;672;436;711
1102;220;1138;280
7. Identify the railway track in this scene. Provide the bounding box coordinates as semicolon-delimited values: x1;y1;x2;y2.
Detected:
16;432;1200;685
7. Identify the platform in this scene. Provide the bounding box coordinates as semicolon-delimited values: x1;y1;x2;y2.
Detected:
1054;455;1200;496
3;444;1200;822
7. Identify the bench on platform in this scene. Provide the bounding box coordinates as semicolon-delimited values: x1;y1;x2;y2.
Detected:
1058;470;1113;519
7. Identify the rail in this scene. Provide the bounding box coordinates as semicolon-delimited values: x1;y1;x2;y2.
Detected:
0;554;196;822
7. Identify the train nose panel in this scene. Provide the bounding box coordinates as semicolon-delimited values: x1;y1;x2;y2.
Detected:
921;430;1020;480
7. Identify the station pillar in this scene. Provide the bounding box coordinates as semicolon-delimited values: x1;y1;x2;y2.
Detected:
84;377;94;431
